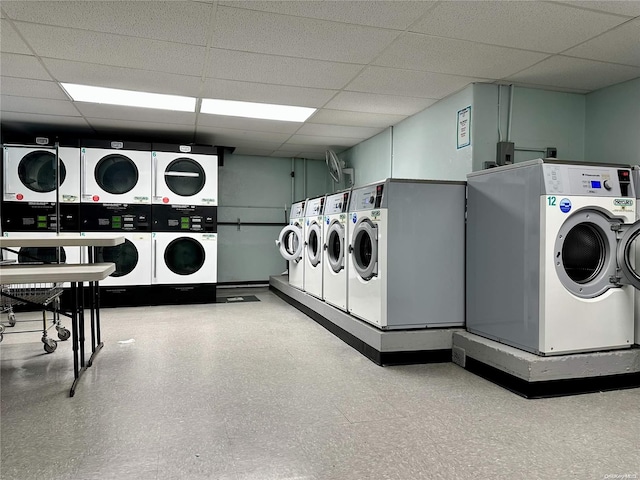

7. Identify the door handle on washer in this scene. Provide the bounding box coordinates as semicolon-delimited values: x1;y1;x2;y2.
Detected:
323;244;327;250
348;245;353;253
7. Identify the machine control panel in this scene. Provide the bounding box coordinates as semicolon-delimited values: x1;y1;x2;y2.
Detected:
152;204;216;232
290;201;306;220
349;183;384;211
1;202;79;231
543;165;635;197
81;204;152;231
324;191;350;215
305;196;325;217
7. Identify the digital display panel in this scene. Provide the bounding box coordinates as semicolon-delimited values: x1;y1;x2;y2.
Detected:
591;181;601;188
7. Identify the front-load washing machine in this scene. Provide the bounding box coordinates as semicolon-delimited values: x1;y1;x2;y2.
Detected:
347;179;466;330
276;200;306;290
303;195;325;298
467;159;640;355
151;143;218;207
323;190;351;311
633;165;640;346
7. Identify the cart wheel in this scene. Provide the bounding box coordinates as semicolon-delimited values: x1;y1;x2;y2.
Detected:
57;328;71;341
43;339;57;354
8;314;16;327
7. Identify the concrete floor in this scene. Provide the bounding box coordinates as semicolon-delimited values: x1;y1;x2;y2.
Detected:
1;288;638;480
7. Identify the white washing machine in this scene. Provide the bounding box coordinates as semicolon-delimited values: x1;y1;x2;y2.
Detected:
303;195;325;299
80;141;151;205
80;232;152;287
347;179;466;330
151;144;218;206
633;165;640;346
152;232;217;285
3;144;80;203
467;159;640;355
322;190;351;311
276;200;306;290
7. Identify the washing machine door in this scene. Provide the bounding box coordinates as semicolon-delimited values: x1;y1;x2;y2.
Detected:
164;237;205;275
18;150;66;193
96;239;139;277
616;220;640;289
325;220;345;273
95;154;139;194
306;221;322;267
276;223;303;262
164;158;206;196
350;218;378;280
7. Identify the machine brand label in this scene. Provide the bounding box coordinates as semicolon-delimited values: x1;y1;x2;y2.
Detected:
559;198;572;213
614;199;634;207
339;213;346;221
202;198;216;204
134;196;149;202
62;195;77;202
371;210;381;219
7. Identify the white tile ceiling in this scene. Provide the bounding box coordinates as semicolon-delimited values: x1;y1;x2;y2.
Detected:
1;0;639;156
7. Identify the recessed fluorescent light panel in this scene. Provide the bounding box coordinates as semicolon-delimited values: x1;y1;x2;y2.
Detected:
60;83;196;112
200;98;316;122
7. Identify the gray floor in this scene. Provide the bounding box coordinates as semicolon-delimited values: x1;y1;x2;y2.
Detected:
1;288;638;480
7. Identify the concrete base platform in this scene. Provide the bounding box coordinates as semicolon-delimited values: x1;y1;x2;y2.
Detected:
453;331;640;398
270;275;461;366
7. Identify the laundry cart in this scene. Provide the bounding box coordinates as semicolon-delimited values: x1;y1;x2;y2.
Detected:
0;282;71;353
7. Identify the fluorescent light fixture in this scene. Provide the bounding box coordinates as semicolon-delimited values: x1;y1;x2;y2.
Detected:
60;83;196;112
200;98;316;122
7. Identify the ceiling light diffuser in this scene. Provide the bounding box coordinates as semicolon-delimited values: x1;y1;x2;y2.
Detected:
200;98;316;122
60;83;196;112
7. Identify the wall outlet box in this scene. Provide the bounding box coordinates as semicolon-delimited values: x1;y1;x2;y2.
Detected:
496;141;515;166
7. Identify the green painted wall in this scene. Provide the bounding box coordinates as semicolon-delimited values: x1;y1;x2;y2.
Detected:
340;128;392;187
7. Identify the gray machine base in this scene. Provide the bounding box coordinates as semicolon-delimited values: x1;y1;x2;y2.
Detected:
453;331;640;398
269;275;460;366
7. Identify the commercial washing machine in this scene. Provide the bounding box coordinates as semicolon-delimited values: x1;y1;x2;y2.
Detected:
467;159;640;355
347;179;466;330
276;200;306;290
322;190;351;311
633;165;640;346
303;195;325;299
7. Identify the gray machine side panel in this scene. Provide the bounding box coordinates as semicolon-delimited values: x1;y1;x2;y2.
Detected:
387;181;466;328
466;164;542;352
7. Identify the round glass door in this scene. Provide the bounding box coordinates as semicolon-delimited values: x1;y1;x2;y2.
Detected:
96;239;138;277
306;222;321;267
351;218;378;280
277;224;303;262
18;247;66;264
165;237;205;275
18;151;66;192
616;220;640;289
95;154;138;194
554;209;618;298
326;221;345;273
165;158;206;196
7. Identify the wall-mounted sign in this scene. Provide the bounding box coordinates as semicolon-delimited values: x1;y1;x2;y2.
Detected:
457;106;471;149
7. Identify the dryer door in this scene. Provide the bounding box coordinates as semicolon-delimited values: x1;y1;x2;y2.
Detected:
306;222;322;267
276;223;303;262
96;239;139;277
164;158;206;197
616;220;640;289
325;220;345;273
350;218;378;280
164;237;205;275
95;154;139;194
18;150;66;193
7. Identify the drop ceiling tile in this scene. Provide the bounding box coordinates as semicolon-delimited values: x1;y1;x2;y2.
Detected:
208;49;362;90
325;91;437;116
309;109;406;128
287;134;363;148
86;117;195;135
232;147;278;157
347;66;481;99
1;19;31;54
374;33;548;79
1;53;52;80
42;58;203;96
212;6;398;63
13;22;207;76
296;123;382;139
556;1;640;17
506;56;640;92
502;81;591;95
411;1;627;53
1;95;80;116
195;134;284;151
0;77;67;100
75;104;196;125
0;111;91;128
563;19;640;67
197;114;301;134
276;144;328;153
196;127;291;145
201;78;336;108
2;1;213;45
219;1;437;29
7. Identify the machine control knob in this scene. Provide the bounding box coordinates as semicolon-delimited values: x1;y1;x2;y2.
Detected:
603;180;612;191
369;196;374;204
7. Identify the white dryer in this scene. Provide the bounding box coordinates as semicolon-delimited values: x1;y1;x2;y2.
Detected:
276;200;306;290
303;195;326;299
467;159;640;355
3;144;80;204
151;144;218;206
322;190;351;311
80;141;151;205
152;232;217;285
347;179;466;330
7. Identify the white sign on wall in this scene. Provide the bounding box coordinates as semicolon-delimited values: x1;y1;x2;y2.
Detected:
457;106;471;149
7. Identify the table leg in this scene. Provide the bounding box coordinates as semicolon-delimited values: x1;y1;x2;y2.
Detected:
78;280;85;368
69;282;80;397
88;247;104;367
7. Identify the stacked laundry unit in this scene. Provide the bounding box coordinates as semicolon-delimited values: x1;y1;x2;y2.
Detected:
79;140;153;306
2;140;81;267
150;144;218;304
